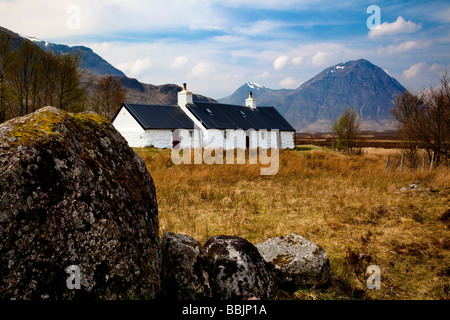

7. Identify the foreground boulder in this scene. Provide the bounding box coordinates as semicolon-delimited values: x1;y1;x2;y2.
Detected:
204;235;276;300
0;107;160;299
161;232;212;299
255;233;331;288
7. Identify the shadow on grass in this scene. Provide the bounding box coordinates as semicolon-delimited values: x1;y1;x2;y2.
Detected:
275;273;369;300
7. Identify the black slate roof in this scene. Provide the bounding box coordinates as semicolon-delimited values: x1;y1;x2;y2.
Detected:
114;102;295;132
187;102;295;131
116;103;195;129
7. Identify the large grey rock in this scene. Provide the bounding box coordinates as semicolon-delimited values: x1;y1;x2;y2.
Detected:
0;107;161;300
255;233;331;288
161;232;212;299
204;235;276;300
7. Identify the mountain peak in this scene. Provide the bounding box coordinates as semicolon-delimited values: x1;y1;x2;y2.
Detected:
220;59;406;132
246;82;266;90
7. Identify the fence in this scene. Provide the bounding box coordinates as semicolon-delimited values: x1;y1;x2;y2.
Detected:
384;151;437;172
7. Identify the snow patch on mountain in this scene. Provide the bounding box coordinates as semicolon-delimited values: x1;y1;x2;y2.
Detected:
246;82;266;90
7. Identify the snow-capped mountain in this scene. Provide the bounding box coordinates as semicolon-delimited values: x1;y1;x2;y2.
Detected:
219;59;406;131
218;82;289;105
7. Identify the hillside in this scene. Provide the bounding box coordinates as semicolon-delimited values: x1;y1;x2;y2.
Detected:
0;26;216;106
119;77;217;104
33;41;126;78
218;82;291;106
0;26;125;77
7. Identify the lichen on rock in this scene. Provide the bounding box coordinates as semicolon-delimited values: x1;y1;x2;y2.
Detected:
255;233;331;289
161;232;213;300
0;107;161;300
204;235;276;300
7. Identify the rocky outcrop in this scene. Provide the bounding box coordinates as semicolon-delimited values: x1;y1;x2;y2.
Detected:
0;107;160;300
255;233;331;288
161;232;212;299
204;235;276;300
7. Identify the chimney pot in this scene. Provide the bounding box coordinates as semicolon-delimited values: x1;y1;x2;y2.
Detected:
178;83;193;107
245;91;256;109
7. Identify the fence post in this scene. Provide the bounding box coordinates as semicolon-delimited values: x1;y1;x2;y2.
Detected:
400;154;404;172
385;155;390;170
430;152;435;171
422;152;425;173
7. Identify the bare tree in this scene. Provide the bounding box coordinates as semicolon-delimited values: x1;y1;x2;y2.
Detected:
391;72;450;167
54;51;87;112
92;76;125;121
0;33;13;122
391;90;423;167
8;39;41;117
39;51;59;107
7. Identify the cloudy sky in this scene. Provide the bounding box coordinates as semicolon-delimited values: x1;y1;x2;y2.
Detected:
1;0;449;98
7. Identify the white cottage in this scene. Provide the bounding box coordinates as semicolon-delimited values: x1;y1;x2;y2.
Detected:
112;84;296;149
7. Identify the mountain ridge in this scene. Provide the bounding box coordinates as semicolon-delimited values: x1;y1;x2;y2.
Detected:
220;59;406;132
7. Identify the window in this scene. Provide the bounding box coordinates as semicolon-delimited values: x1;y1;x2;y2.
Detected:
206;108;214;115
240;110;247;118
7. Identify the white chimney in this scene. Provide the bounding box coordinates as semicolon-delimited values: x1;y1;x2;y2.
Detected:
245;91;257;110
178;83;193;108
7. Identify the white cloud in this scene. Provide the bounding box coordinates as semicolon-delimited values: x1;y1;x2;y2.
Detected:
170;56;189;69
403;62;428;79
234;20;286;36
211;35;246;43
273;55;289;70
0;0;226;39
261;71;270;79
190;62;212;77
377;40;431;54
116;57;152;77
311;51;333;66
280;77;298;88
433;6;450;23
369;16;422;39
430;63;441;71
400;62;448;90
292;56;303;65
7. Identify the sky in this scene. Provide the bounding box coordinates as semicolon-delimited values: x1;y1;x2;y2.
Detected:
0;0;449;99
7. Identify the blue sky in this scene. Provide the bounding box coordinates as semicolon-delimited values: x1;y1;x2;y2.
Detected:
0;0;449;98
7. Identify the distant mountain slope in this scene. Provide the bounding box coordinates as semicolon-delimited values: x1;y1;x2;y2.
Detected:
219;82;291;106
283;59;405;131
0;26;125;77
221;60;406;132
119;77;217;105
33;42;126;77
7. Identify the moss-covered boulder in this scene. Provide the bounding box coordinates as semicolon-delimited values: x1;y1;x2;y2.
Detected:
0;107;160;300
204;235;276;300
255;233;331;288
161;232;213;300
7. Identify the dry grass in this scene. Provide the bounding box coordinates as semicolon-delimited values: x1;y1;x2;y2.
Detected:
135;147;450;300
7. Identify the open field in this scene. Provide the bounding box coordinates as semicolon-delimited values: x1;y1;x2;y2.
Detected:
135;146;450;300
